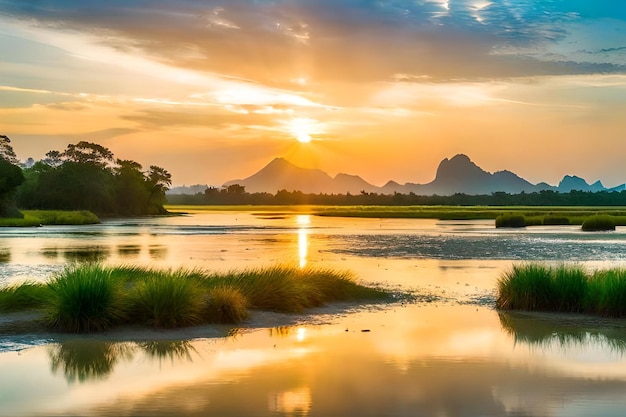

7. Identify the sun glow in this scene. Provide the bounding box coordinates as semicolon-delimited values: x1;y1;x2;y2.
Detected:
287;117;317;143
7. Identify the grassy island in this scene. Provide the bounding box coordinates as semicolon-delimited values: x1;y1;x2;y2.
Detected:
0;210;100;227
497;263;626;317
0;264;389;333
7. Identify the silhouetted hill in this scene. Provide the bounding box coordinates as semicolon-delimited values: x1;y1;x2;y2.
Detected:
222;154;624;196
223;157;376;194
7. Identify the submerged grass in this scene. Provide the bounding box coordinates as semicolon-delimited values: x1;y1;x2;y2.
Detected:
0;264;390;333
497;263;626;317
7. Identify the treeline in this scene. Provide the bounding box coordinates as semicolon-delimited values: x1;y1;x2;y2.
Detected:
0;136;172;217
167;186;626;207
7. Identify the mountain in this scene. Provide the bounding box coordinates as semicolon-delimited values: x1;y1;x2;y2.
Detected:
381;154;538;195
222;154;625;195
223;157;377;194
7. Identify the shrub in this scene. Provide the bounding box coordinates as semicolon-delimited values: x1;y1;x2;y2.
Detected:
47;265;128;333
582;215;616;231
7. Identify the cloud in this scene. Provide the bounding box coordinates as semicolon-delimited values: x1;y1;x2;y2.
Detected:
1;0;624;87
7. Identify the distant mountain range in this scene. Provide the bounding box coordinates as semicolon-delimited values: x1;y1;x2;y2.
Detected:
169;154;625;196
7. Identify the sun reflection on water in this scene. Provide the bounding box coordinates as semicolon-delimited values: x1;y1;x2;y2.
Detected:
268;387;312;416
296;215;311;268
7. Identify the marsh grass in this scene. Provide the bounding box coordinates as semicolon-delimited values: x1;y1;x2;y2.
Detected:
0;210;100;227
495;214;526;228
0;264;390;332
131;272;203;328
0;282;50;312
497;263;626;317
47;264;129;333
582;215;616;231
203;286;249;324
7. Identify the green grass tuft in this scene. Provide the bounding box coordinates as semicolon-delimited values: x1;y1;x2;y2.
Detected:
203;286;249;324
582;215;616;231
495;214;526;228
46;264;128;333
131;271;203;328
497;263;626;317
0;282;51;312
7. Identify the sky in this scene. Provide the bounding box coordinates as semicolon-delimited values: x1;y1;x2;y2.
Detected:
1;1;626;188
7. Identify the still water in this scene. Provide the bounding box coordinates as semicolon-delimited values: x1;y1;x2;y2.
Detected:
2;210;626;416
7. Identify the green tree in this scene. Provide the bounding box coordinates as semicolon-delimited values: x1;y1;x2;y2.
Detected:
0;135;25;217
145;165;172;214
114;159;149;216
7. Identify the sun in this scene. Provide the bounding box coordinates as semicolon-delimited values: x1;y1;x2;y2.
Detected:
287;117;316;143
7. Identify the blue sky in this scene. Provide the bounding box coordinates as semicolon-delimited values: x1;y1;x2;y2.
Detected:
1;1;626;186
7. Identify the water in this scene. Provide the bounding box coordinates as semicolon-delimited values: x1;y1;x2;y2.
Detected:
2;210;626;416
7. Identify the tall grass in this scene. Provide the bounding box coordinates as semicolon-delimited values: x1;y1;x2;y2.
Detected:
203;286;249;324
46;264;128;333
0;264;390;333
582;215;616;231
497;263;626;317
0;282;50;312
131;272;203;328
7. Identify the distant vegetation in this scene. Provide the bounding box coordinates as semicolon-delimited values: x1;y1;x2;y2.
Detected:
0;210;100;226
497;263;626;317
0;264;390;333
168;185;626;207
0;136;172;219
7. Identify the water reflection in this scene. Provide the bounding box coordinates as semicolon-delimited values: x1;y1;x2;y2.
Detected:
48;340;197;383
0;248;10;263
138;340;195;362
269;387;312;416
149;245;168;260
117;244;141;257
49;341;134;383
64;246;110;262
499;311;626;353
297;215;310;268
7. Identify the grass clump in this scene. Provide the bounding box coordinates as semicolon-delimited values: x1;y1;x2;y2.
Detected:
0;264;390;333
47;264;128;333
587;269;626;317
203;286;249;324
0;282;50;312
131;272;203;328
495;214;526;228
582;215;616;231
497;263;626;317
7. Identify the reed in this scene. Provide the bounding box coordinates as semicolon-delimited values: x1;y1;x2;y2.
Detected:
497;263;626;317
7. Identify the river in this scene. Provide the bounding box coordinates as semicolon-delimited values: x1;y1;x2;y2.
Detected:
1;210;626;416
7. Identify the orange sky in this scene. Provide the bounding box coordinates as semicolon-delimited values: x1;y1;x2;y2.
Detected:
1;1;626;187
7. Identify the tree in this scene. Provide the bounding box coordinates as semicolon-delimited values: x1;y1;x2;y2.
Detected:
63;141;114;168
0;135;25;217
145;165;172;214
114;159;149;216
